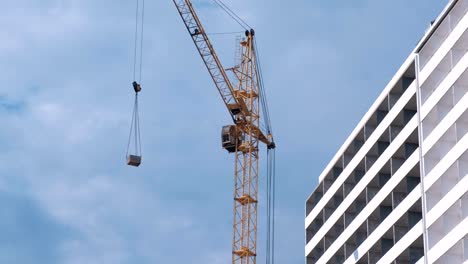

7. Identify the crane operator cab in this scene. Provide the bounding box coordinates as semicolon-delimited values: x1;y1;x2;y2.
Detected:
222;125;243;153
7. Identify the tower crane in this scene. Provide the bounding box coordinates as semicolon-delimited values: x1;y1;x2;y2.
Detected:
172;1;276;264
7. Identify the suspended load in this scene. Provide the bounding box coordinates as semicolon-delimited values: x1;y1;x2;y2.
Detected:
126;81;142;167
128;154;141;167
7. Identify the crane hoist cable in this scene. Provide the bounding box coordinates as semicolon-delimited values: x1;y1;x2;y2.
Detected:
211;0;250;30
266;148;276;264
254;36;276;264
127;0;145;167
132;0;145;82
254;34;276;264
206;31;244;36
254;38;273;136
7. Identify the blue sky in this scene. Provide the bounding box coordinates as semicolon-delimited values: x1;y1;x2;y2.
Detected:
0;1;448;263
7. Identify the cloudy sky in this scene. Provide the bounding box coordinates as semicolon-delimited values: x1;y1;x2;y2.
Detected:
0;0;449;263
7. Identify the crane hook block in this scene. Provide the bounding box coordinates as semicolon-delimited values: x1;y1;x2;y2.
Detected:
127;155;142;167
132;81;142;93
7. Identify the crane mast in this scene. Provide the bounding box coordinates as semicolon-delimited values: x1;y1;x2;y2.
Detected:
173;1;274;264
231;31;260;264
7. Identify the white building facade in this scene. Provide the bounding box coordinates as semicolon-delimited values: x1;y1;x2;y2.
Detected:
305;1;468;263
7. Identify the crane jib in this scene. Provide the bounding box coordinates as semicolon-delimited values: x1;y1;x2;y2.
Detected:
173;1;244;116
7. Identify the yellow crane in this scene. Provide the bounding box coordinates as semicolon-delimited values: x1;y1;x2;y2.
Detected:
172;1;276;263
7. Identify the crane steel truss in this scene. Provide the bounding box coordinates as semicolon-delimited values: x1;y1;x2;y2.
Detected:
232;33;260;264
173;1;272;264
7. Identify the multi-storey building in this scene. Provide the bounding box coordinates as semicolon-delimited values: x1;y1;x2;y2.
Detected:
305;1;468;263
